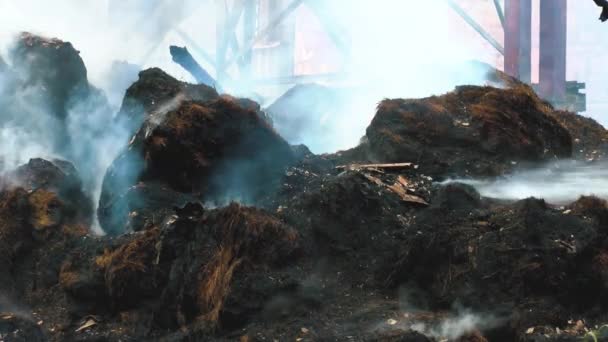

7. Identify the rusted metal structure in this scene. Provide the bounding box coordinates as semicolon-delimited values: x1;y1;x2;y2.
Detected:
212;0;345;87
504;0;531;83
538;0;568;102
110;0;585;111
449;0;585;112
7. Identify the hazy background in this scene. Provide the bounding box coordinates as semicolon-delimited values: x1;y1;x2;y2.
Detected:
0;0;607;209
0;0;605;152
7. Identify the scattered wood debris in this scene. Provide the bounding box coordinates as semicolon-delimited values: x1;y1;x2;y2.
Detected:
75;316;100;333
361;173;429;206
336;163;415;171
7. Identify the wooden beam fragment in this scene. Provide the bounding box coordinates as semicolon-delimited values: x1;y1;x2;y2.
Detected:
336;163;415;171
170;46;218;88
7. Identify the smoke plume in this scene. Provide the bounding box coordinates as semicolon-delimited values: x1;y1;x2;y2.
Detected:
444;160;608;204
266;0;498;153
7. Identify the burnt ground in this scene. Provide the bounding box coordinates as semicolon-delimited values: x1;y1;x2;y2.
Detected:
1;35;608;341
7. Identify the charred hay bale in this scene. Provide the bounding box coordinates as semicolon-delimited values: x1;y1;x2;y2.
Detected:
134;97;294;195
98;181;196;235
8;158;93;225
97;228;163;310
5;33;114;161
27;189;64;231
98;97;295;234
549;110;608;161
0;313;46;342
11;158;81;191
366;85;572;177
0;187;84;269
0;189;33;281
116;68;219;133
192;204;301;327
90;204;301;332
0;184;88;290
58;235;114;306
9;32;88;121
59;258;105;304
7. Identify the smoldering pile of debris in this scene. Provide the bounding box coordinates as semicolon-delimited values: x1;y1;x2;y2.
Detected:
1;34;608;342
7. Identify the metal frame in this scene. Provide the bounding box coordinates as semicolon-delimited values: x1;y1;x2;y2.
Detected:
504;0;531;83
131;0;579;109
445;0;504;55
446;0;581;110
539;0;567;102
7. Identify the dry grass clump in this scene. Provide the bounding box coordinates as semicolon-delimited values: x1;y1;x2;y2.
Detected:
28;189;62;230
196;204;299;325
96;228;161;306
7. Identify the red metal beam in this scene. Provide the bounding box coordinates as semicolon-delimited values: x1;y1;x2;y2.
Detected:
504;0;532;83
539;0;567;102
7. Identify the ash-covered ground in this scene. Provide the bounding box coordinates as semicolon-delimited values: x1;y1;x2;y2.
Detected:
1;34;608;342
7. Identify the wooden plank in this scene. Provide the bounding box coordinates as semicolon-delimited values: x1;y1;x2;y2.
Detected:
361;173;429;206
388;182;429;206
336;163;414;171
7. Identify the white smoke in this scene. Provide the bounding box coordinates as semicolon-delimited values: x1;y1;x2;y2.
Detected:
0;0;501;157
263;0;501;153
409;311;502;340
0;67;62;171
444;160;608;204
392;287;505;340
0;1;216;234
0;0;207;105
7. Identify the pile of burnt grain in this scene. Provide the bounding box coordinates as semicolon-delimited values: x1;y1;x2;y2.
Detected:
58;203;302;340
0;159;89;319
116;67;219;134
4;158;94;224
0;33;114;186
361;84;572;178
5;32;111;127
98;81;296;234
9;32;89;121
